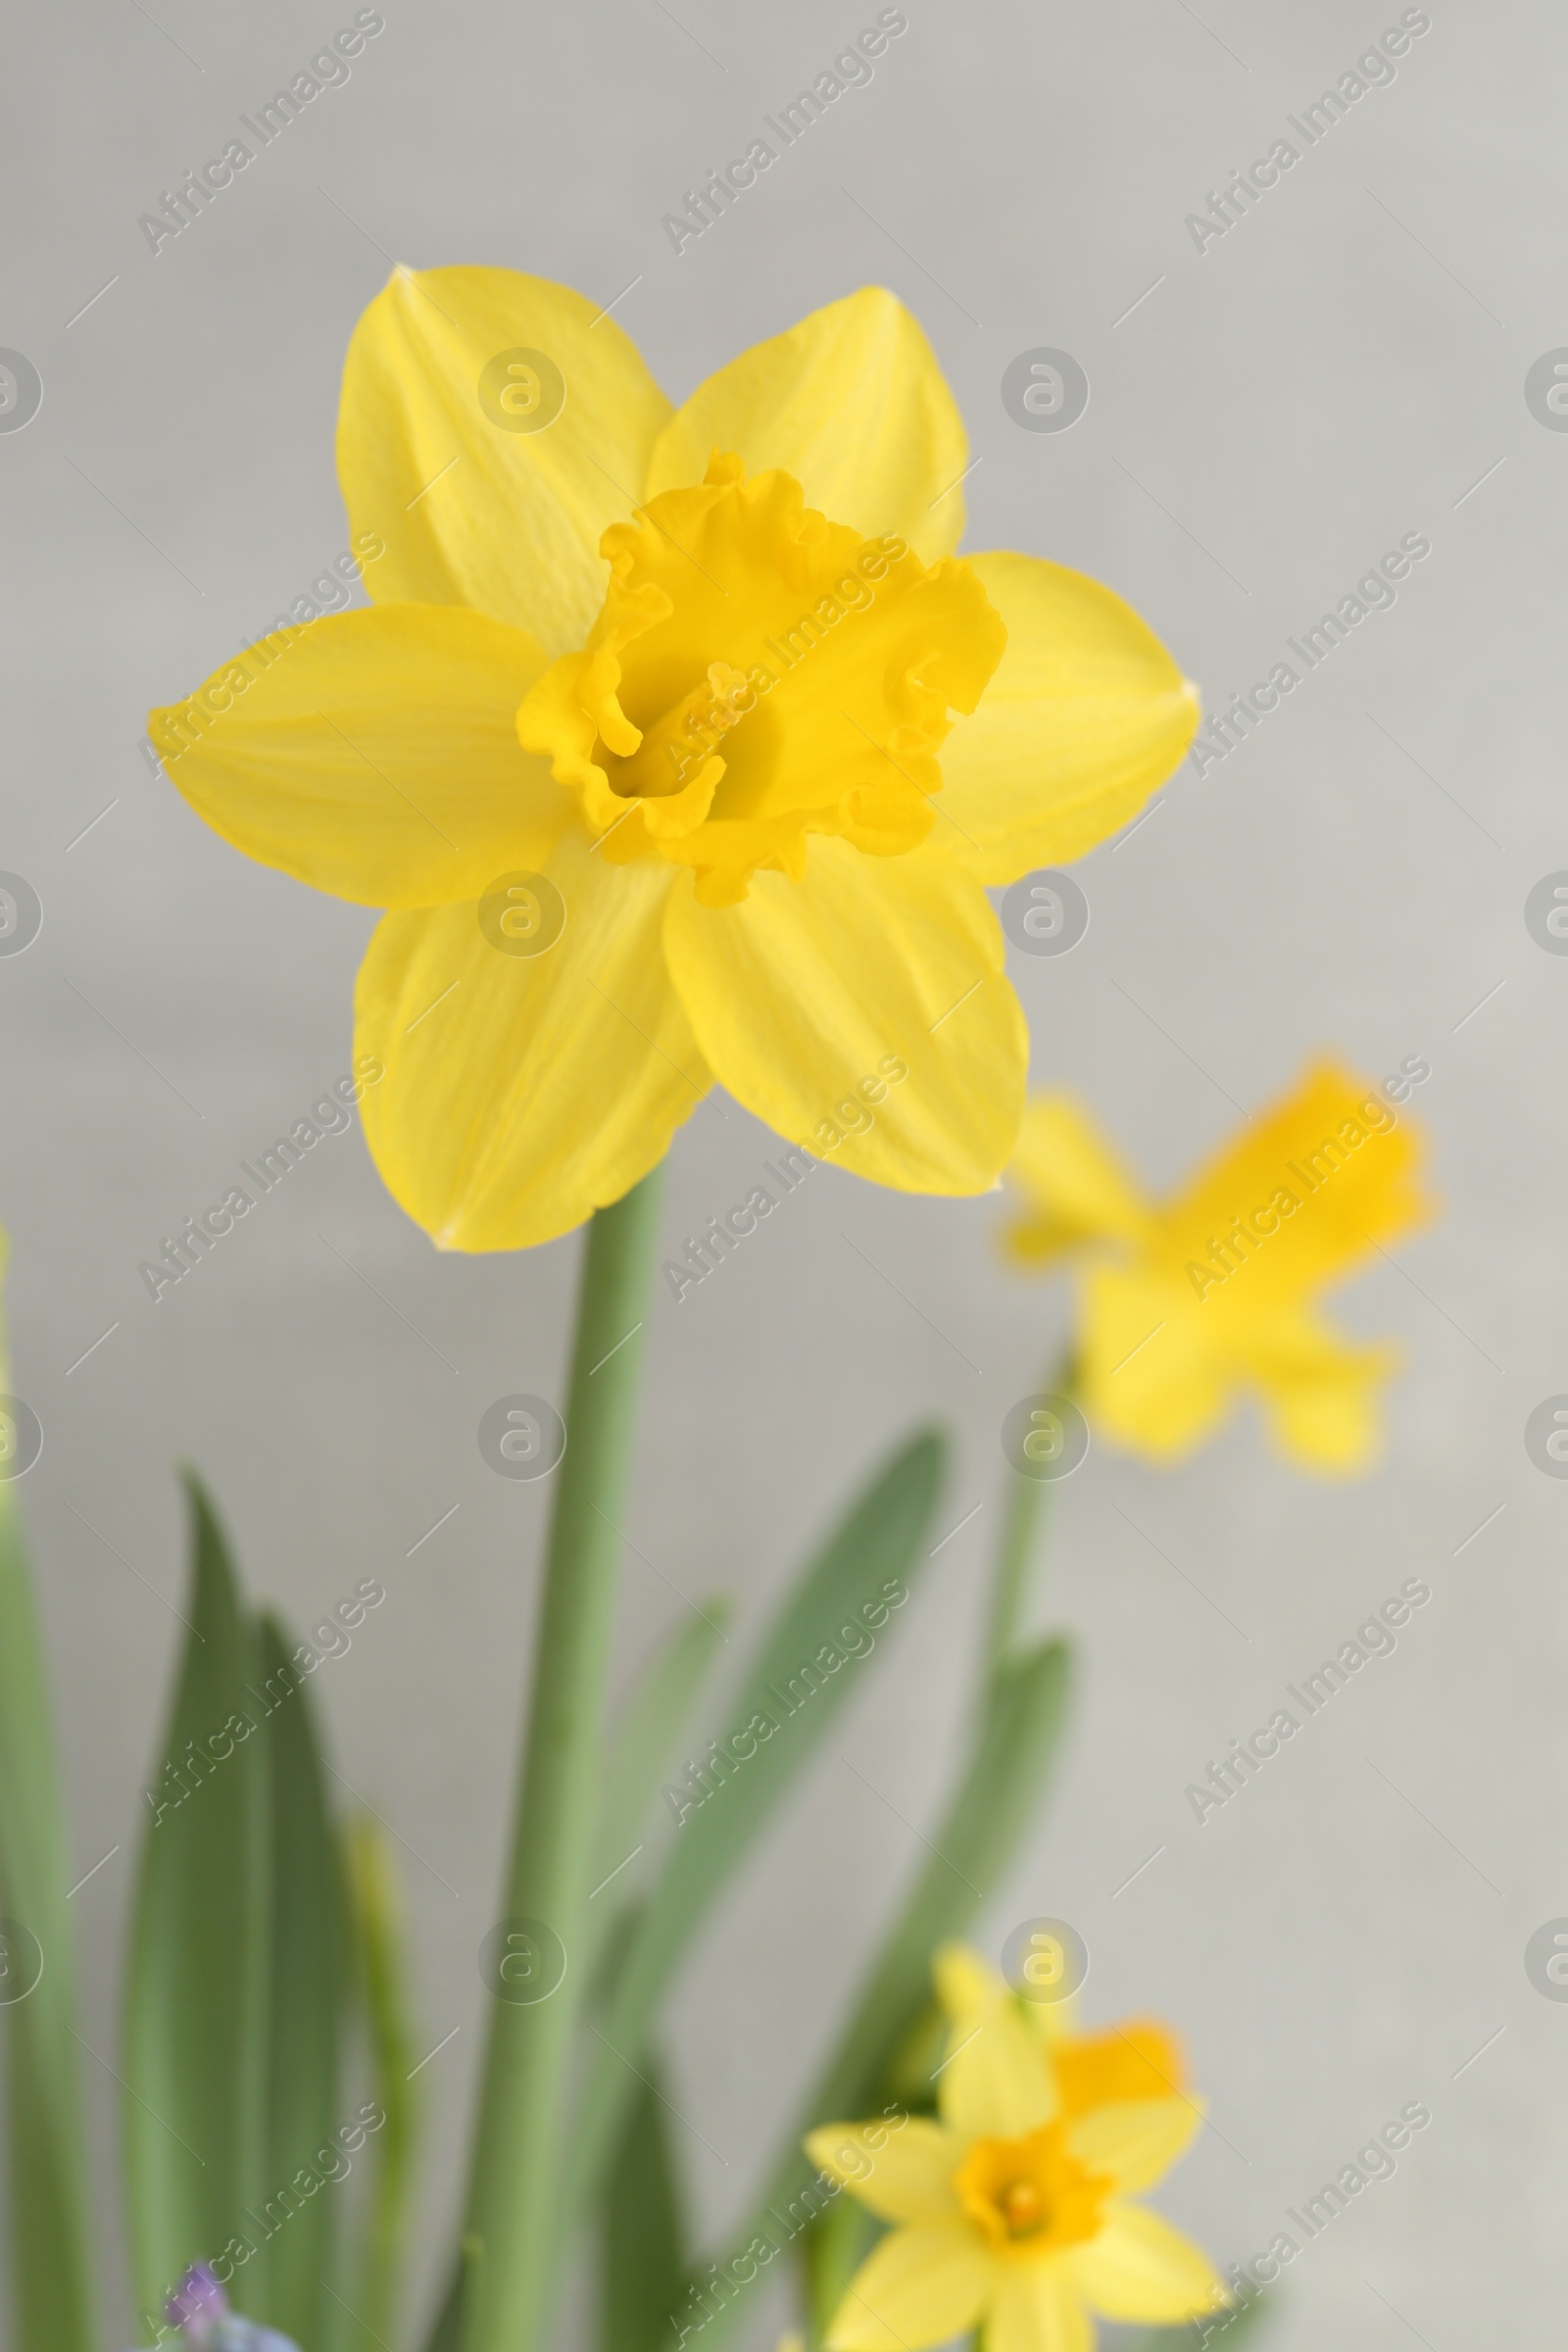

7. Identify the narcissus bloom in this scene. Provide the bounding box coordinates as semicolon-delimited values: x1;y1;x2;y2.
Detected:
150;270;1197;1250
1003;1062;1432;1470
806;1944;1221;2352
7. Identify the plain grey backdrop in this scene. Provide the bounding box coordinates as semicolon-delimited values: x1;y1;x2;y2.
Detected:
0;0;1560;2343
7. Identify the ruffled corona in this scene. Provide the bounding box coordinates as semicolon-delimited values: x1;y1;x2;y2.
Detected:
518;454;1004;906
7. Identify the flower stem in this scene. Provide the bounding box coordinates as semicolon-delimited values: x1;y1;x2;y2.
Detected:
984;1354;1076;1676
460;1165;666;2352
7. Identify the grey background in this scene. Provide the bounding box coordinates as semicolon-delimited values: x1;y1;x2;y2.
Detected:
0;0;1559;2343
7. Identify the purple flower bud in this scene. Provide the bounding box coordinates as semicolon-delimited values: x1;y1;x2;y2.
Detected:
166;2266;229;2343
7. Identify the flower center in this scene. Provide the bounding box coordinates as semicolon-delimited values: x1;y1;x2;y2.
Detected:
609;660;754;807
953;2122;1111;2260
517;452;1004;906
1002;2178;1045;2236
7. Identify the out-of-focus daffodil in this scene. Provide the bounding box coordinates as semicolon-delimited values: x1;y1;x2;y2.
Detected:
150;270;1197;1250
806;1943;1221;2352
936;1943;1190;2119
1002;1061;1432;1471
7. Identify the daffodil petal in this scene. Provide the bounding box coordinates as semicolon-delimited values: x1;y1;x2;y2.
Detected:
823;2223;990;2351
1077;1062;1431;1467
933;1942;1009;2024
937;554;1200;884
1054;2021;1187;2114
1248;1316;1397;1473
1078;1263;1231;1463
1159;1061;1430;1298
1067;2204;1225;2323
1024;1991;1081;2050
804;2119;962;2225
646;287;967;564
663;840;1026;1196
150;607;570;907
937;1993;1056;2141
1004;1094;1152;1267
337;266;672;654
1064;2097;1203;2194
355;831;705;1250
986;2260;1093;2352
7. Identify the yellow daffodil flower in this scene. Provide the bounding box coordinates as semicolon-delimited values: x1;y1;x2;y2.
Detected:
807;1943;1221;2352
932;1941;1187;2109
149;270;1198;1250
1003;1061;1432;1470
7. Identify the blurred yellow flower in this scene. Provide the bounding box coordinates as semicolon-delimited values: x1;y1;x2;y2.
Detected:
1003;1061;1432;1471
807;1944;1220;2352
150;270;1197;1250
932;1940;1194;2118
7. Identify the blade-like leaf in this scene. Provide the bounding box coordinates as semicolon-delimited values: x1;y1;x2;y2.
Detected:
583;1600;730;1989
122;1473;271;2326
813;1638;1074;2120
568;1430;945;2221
803;2193;877;2349
346;1813;420;2352
601;2065;686;2352
255;1613;348;2348
669;1635;1072;2352
0;1479;96;2352
423;2234;480;2352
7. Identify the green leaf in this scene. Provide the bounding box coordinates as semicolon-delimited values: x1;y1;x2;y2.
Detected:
0;1481;96;2352
423;2235;481;2352
825;1637;1075;2120
568;1429;946;2223
600;2065;686;2352
122;1472;271;2328
346;1813;420;2352
583;1600;730;1991
802;2194;877;2349
254;1613;348;2350
670;1634;1072;2352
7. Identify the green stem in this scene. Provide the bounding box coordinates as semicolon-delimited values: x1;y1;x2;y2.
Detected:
460;1166;666;2352
984;1354;1076;1676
